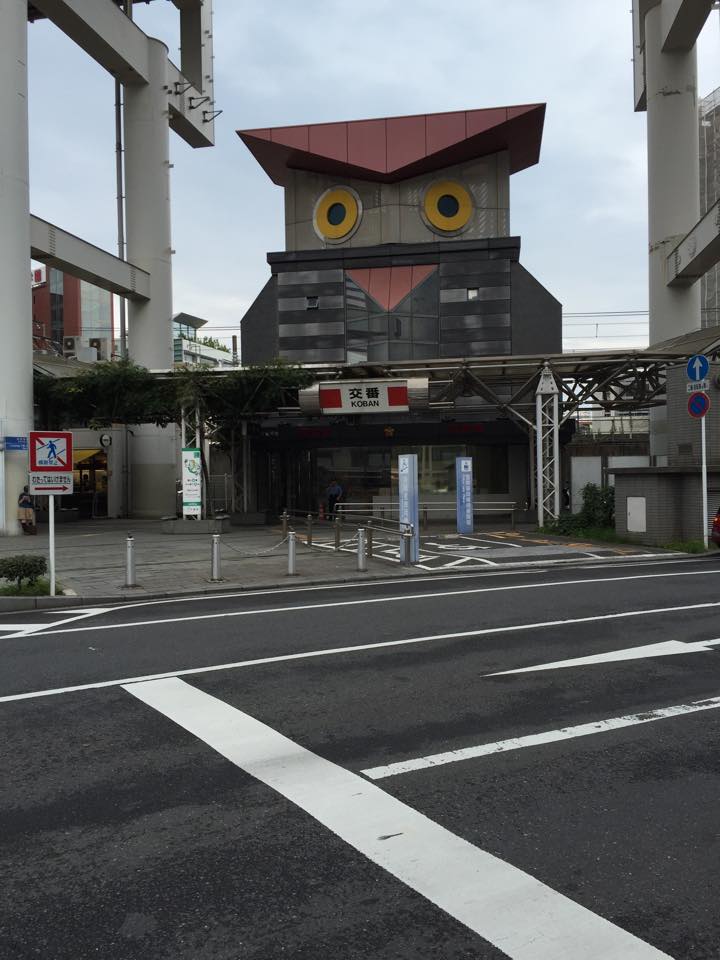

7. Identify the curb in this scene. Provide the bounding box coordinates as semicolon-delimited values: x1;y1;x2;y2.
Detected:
0;550;704;613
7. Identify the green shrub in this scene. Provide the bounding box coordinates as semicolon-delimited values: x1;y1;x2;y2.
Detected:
542;483;616;537
0;555;48;590
663;539;707;554
580;483;615;528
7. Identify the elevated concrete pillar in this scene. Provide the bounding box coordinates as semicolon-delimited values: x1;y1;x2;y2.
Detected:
124;38;174;368
645;3;701;458
124;38;176;517
0;1;34;535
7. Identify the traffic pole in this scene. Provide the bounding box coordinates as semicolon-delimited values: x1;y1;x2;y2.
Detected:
48;494;55;596
702;415;709;549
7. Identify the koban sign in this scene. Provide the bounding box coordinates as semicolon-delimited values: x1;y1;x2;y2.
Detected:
318;381;409;415
299;378;429;417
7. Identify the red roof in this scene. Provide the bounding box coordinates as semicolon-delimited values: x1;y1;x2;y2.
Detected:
238;105;545;185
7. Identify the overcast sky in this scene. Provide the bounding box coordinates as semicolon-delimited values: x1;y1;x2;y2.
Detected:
26;2;720;352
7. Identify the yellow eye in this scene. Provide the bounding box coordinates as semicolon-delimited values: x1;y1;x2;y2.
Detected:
314;187;360;241
423;180;472;232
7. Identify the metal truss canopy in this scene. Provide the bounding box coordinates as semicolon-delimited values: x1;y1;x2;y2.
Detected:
287;327;720;426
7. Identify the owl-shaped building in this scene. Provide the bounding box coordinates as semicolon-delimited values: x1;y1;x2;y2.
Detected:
237;106;562;514
238;105;560;365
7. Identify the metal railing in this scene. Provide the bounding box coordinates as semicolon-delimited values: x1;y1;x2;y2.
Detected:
337;499;517;530
277;507;415;564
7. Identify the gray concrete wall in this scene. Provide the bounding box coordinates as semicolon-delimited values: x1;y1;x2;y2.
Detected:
284;153;510;251
130;426;177;518
615;468;720;544
615;473;682;544
666;362;720;467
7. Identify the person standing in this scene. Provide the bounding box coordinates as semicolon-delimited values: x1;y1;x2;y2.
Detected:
326;478;343;517
17;486;36;535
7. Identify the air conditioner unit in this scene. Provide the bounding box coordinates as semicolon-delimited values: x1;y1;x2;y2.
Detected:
88;337;110;360
63;336;80;357
76;346;99;363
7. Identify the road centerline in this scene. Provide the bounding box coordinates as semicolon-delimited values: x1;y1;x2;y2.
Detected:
362;695;720;780
2;601;720;704
123;677;671;960
14;567;720;639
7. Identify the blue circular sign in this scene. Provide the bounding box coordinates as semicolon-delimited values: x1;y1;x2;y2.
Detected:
687;354;709;381
688;391;711;419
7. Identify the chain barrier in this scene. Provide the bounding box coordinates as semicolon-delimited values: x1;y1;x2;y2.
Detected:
218;535;289;558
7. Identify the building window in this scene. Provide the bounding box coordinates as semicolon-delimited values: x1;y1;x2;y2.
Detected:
306;296;319;310
467;288;479;300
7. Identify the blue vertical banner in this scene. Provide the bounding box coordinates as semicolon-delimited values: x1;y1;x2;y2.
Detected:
398;454;419;563
456;457;473;534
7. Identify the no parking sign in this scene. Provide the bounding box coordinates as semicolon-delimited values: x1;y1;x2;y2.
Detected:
688;392;710;419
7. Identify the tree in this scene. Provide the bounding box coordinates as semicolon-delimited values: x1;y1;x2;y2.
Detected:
34;360;176;429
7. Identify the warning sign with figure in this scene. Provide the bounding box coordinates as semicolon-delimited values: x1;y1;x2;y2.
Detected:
29;431;73;472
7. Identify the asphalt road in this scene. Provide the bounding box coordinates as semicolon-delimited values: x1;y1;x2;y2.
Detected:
2;555;720;959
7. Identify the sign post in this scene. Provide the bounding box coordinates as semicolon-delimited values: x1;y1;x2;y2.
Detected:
182;447;202;519
686;356;710;549
456;457;473;534
702;415;709;550
397;454;419;563
29;431;74;597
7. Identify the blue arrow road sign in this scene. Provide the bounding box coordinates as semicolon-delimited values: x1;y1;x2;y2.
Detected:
688;391;711;418
687;354;709;381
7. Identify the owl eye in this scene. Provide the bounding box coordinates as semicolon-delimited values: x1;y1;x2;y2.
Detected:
423;180;472;232
314;186;361;241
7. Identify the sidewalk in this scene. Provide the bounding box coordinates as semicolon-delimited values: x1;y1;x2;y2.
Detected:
0;518;418;608
0;517;683;610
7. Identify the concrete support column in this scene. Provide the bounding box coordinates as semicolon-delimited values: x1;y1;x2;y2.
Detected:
123;39;177;517
645;3;701;459
0;1;34;535
124;38;173;369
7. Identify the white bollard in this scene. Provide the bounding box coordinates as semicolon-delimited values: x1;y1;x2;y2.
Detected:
357;527;367;572
288;530;297;575
125;534;136;588
210;533;223;582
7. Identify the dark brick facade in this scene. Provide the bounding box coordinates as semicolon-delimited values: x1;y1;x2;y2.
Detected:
241;237;561;365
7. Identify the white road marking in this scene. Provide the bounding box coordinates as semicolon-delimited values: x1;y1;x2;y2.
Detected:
488;638;720;676
14;569;720;639
124;677;671;960
405;600;720;646
3;599;720;705
362;695;720;780
424;542;490;551
0;608;111;638
457;534;523;548
0;567;540;619
6;554;699;621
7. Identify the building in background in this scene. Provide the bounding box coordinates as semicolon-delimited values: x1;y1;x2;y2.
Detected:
172;312;236;368
699;86;720;329
31;266;114;359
